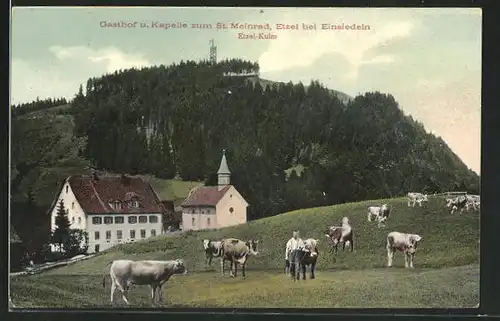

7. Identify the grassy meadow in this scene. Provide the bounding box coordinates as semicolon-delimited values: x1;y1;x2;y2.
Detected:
10;196;480;308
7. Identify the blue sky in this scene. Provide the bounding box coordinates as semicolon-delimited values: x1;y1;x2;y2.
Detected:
10;7;481;173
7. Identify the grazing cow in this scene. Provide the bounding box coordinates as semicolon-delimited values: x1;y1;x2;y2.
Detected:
288;238;319;281
367;204;390;228
407;192;429;207
103;259;187;305
386;231;422;269
325;217;354;253
220;238;259;279
202;239;223;266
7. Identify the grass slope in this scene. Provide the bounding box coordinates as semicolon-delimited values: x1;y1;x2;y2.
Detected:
10;196;480;308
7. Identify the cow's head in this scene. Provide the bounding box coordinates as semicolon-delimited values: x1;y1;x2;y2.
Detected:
422;194;429;201
202;239;211;250
246;240;260;255
342;217;350;225
407;234;422;254
410;234;422;243
172;259;187;275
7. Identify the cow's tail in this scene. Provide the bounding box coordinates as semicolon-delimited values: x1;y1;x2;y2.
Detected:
102;261;113;289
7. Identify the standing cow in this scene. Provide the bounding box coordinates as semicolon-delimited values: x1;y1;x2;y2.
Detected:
103;259;187;305
407;192;429;207
367;204;390;228
325;217;354;253
386;231;422;269
448;195;468;214
220;238;259;279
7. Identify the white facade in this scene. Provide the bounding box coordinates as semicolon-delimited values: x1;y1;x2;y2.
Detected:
50;180;163;254
86;213;162;253
215;185;248;228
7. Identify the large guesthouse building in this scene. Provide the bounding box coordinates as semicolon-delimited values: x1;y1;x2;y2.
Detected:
49;173;164;254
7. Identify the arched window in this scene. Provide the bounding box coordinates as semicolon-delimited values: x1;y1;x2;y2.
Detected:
192;217;195;226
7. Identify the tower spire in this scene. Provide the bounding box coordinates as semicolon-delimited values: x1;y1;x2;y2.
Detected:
217;149;230;190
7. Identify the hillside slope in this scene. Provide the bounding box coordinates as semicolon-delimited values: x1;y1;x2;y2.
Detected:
10;196;479;308
42;196;479;275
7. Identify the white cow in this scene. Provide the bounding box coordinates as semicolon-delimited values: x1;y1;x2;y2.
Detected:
103;259;187;305
367;204;390;228
407;192;429;207
386;231;422;269
465;195;480;212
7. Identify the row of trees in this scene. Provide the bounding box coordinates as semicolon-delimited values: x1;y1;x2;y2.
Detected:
12;97;68;117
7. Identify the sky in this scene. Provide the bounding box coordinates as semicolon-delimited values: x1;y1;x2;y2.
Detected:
10;7;482;174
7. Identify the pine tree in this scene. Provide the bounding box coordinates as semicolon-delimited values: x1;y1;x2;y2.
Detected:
51;199;70;252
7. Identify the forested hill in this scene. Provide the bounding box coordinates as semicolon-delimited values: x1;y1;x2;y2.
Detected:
15;58;478;224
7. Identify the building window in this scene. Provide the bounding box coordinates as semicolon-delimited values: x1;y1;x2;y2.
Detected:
71;217;75;224
151;229;156;237
192;217;195;226
78;217;81;224
114;216;124;224
117;230;122;239
66;186;68;193
131;200;139;208
104;216;113;224
130;230;136;239
230;194;233;198
140;229;146;238
149;215;158;223
207;217;211;226
128;216;137;224
229;207;234;213
114;201;121;210
106;231;111;240
72;202;75;209
138;215;147;223
94;231;100;240
92;217;102;225
191;209;195;214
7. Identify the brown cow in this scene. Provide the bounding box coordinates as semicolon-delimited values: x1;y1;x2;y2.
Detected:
220;238;259;279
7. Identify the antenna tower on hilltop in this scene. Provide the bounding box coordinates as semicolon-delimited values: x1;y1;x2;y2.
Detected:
209;39;217;65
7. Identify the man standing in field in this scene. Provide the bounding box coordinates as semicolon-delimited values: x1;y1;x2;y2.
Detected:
285;230;305;276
